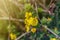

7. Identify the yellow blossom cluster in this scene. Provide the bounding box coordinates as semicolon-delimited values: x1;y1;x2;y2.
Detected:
50;38;57;40
9;33;16;40
25;12;38;33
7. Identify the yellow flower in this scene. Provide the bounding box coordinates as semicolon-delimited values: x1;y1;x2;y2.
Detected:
31;17;38;26
24;18;29;24
25;17;38;26
25;18;32;25
31;28;36;33
25;12;38;26
47;17;52;21
10;33;16;40
25;12;32;18
50;38;57;40
28;17;34;25
25;25;30;32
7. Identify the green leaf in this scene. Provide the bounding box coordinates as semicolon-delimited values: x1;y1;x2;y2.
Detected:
41;17;47;25
38;7;43;12
24;3;33;11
